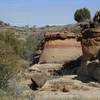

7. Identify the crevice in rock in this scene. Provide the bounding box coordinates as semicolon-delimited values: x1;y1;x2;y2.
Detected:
29;78;39;90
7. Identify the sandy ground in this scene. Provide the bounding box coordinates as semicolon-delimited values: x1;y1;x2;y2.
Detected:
18;64;100;100
34;75;100;100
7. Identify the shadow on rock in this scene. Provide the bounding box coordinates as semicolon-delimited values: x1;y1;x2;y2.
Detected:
53;56;82;76
73;76;97;83
74;61;100;83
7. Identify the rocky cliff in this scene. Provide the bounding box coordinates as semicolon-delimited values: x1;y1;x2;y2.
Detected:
39;32;82;63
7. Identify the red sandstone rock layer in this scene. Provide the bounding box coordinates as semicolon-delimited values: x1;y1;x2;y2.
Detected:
39;39;82;63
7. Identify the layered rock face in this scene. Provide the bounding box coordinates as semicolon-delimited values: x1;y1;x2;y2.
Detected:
78;27;100;81
81;28;100;61
39;32;82;63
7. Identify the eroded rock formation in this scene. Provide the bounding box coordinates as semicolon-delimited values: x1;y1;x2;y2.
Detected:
39;32;82;63
78;24;100;82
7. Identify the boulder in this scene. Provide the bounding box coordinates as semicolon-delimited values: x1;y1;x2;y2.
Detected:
30;72;48;90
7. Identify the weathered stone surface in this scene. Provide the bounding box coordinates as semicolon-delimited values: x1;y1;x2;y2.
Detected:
93;63;100;82
78;27;100;82
29;64;62;76
81;38;100;61
39;31;82;64
39;39;82;63
31;72;48;89
34;75;100;100
14;63;100;100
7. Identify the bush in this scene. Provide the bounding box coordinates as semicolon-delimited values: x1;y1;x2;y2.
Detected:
0;29;44;89
0;30;27;89
93;10;100;25
74;8;91;22
23;32;45;61
0;23;45;88
0;35;20;89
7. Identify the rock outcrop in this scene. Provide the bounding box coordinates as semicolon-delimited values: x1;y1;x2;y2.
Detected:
81;28;100;61
39;32;82;63
78;25;100;81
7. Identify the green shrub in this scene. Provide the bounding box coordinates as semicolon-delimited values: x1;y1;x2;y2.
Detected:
93;10;100;25
0;29;44;89
0;40;19;89
0;30;26;89
23;32;44;61
74;8;91;22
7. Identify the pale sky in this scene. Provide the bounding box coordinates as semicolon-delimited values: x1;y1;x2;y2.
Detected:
0;0;99;26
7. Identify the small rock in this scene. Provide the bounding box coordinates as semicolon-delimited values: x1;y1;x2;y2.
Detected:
51;83;61;92
62;85;72;92
29;66;41;72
